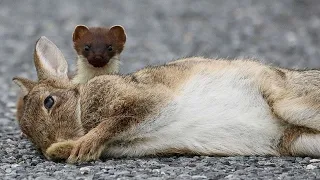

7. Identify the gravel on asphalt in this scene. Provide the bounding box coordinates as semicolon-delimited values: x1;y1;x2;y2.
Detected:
1;0;320;179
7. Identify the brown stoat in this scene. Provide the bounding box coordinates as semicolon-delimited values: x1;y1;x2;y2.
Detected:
71;25;126;84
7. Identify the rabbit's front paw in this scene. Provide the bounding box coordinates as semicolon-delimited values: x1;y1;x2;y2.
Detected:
46;140;75;161
67;131;105;163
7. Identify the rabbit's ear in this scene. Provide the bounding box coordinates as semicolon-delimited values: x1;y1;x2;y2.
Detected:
12;77;37;96
34;36;68;81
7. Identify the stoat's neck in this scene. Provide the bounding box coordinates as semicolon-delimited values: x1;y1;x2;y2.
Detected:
71;55;121;84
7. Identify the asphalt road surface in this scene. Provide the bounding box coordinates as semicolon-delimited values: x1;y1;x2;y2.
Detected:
1;0;320;179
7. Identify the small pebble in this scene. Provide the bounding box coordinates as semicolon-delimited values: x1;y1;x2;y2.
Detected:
192;175;208;179
5;168;12;173
306;164;317;170
11;164;19;168
6;102;16;108
79;167;91;175
309;159;320;163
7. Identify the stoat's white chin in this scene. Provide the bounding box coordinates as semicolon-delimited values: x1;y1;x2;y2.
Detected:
71;54;121;84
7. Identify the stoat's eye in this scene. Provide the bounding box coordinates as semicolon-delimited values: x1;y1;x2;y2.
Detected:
107;45;113;52
44;95;54;110
84;45;91;51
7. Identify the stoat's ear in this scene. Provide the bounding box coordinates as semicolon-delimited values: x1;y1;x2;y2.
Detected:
34;36;69;81
73;25;89;42
109;25;126;45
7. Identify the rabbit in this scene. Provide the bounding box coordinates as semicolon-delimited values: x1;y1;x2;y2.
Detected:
15;25;126;129
13;36;320;163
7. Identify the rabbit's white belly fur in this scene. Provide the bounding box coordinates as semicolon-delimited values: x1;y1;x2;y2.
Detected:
103;70;285;157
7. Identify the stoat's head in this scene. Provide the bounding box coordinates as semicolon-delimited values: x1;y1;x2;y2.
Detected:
73;25;126;68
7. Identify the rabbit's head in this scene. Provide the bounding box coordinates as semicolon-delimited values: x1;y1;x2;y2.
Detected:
13;37;84;156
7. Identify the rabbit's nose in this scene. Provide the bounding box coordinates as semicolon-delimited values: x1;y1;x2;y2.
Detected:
43;152;52;160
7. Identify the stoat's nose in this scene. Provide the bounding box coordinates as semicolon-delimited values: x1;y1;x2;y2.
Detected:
94;56;103;60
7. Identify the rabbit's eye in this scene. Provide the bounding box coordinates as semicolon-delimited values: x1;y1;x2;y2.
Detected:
44;95;54;110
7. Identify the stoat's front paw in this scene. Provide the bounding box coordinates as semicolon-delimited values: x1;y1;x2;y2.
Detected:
67;131;105;163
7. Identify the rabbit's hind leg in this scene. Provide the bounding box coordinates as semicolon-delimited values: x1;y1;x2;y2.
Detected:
271;94;320;132
266;68;320;132
279;126;320;157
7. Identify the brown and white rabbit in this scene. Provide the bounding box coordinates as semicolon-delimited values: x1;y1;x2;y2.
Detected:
15;25;126;126
13;36;320;163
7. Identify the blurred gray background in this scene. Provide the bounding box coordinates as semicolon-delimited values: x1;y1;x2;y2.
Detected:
1;0;320;179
